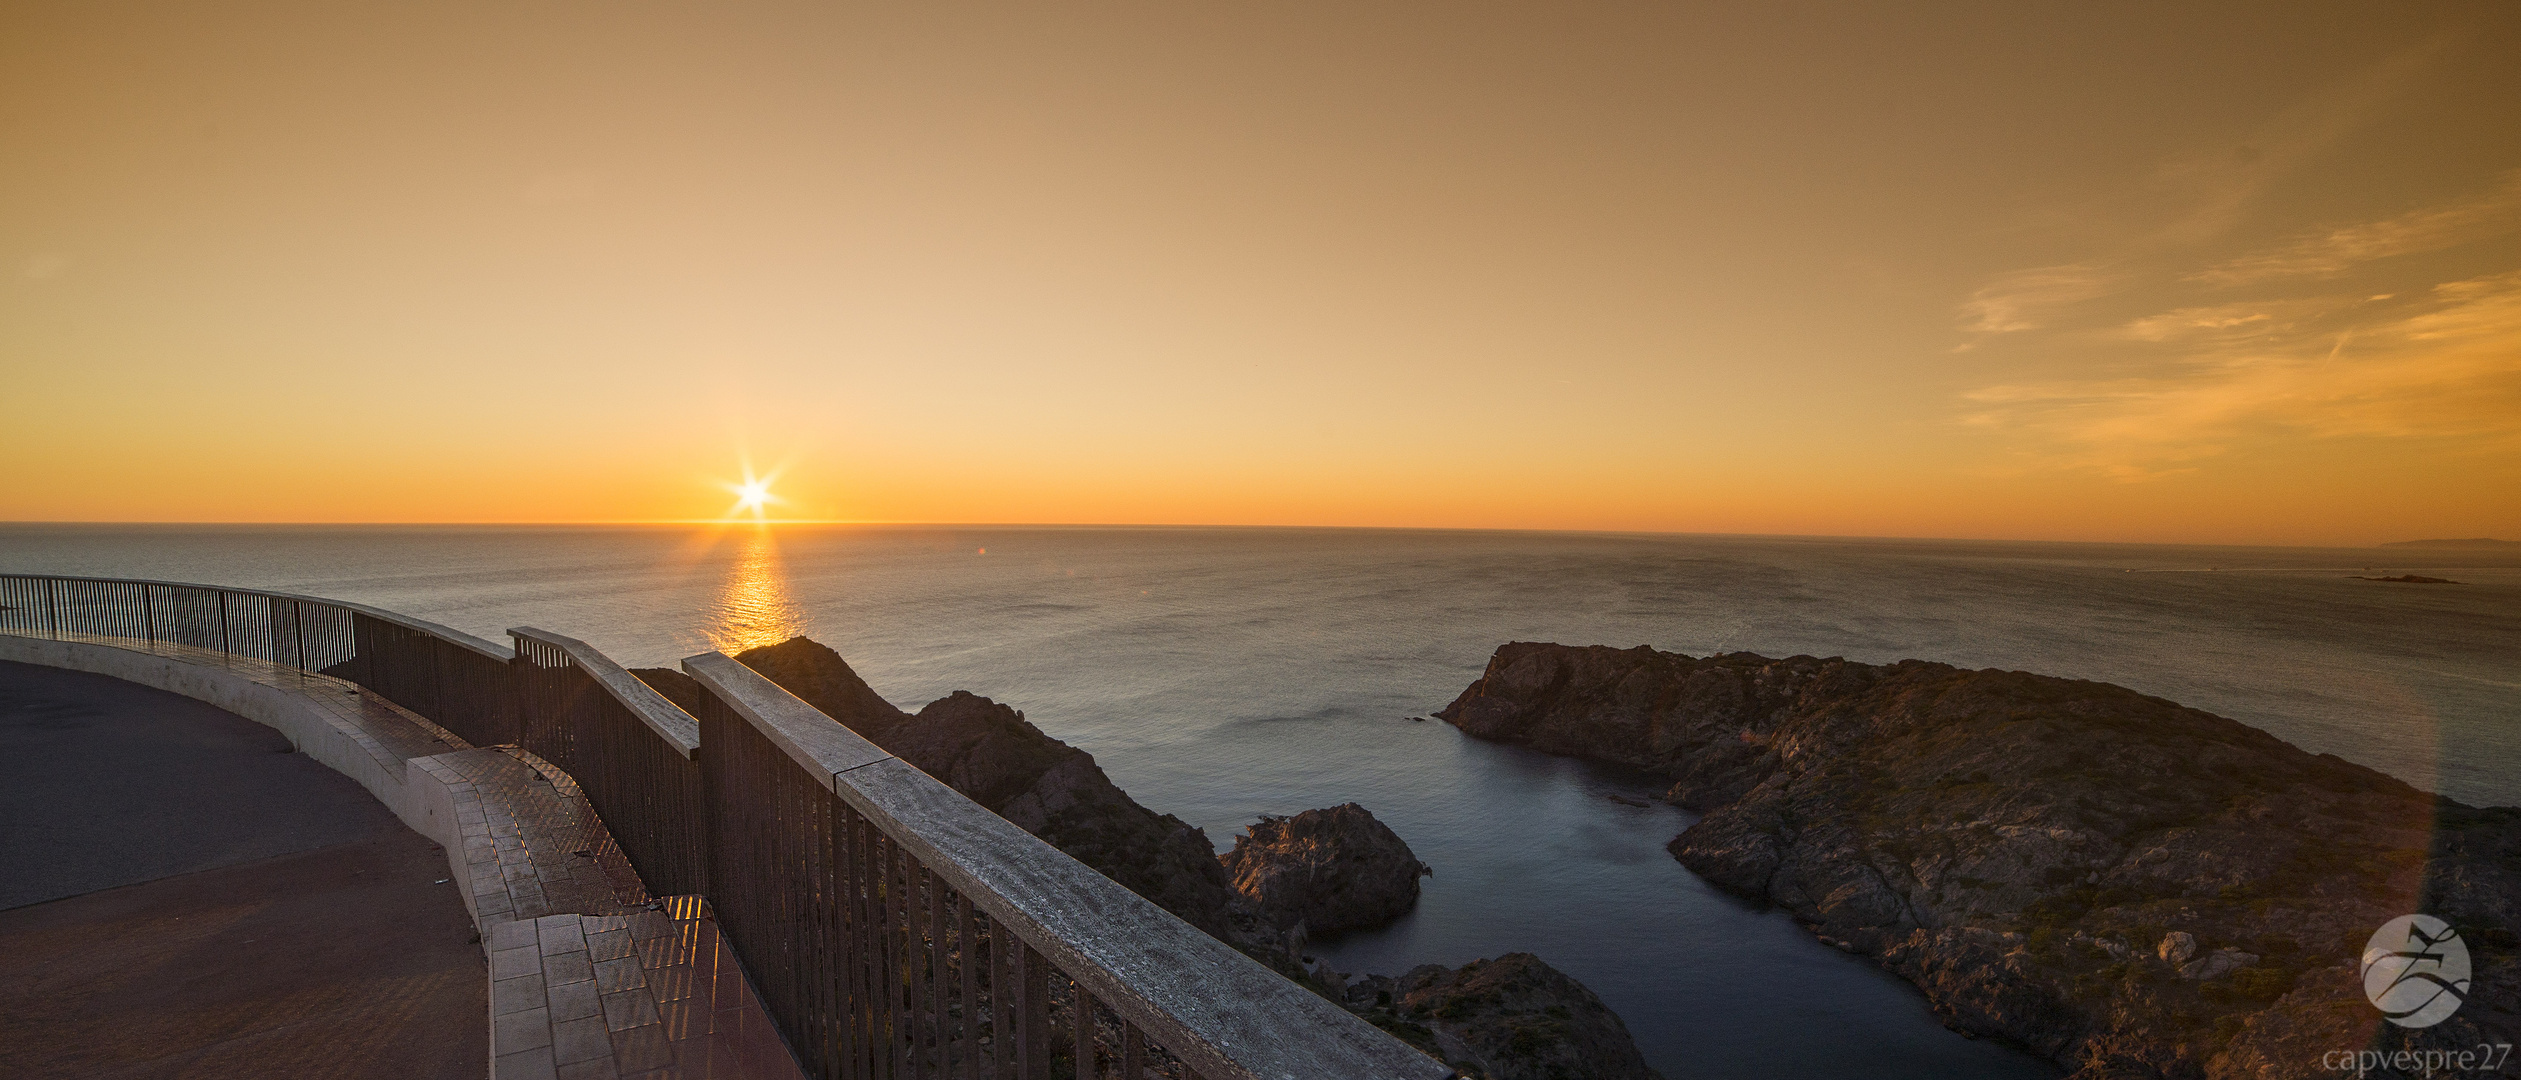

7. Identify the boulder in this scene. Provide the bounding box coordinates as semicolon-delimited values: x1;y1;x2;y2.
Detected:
1221;803;1430;933
2157;931;2197;965
1340;954;1662;1080
2178;947;2256;982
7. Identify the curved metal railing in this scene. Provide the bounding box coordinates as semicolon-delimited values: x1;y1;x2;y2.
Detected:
0;573;521;746
510;625;709;898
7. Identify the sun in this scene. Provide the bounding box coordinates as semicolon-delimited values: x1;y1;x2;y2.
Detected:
720;466;784;522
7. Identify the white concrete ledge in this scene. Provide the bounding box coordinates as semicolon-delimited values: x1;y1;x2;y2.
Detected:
0;634;451;831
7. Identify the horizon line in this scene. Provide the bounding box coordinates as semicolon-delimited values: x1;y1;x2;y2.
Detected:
0;518;2495;551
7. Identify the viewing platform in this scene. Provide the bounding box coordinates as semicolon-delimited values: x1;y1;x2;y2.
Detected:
0;636;799;1080
0;574;1455;1080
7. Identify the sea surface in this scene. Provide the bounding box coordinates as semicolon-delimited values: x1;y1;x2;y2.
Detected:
7;524;2518;1078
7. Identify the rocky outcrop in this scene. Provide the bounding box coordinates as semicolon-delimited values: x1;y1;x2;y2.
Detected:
634;638;1240;938
640;638;1662;1079
1333;954;1662;1080
1440;642;2521;1080
1222;803;1430;933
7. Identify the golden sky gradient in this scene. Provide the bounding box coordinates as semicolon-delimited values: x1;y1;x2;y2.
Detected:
4;2;2517;544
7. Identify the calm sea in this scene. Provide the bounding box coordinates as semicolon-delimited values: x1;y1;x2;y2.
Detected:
7;524;2517;1078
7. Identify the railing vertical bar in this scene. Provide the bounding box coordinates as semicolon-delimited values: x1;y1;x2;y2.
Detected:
218;590;230;656
1021;945;1049;1080
911;863;932;1080
992;915;1013;1080
892;839;913;1079
835;800;857;1080
1073;982;1094;1080
45;578;58;640
141;584;154;646
957;893;977;1080
926;867;946;1080
1120;1022;1143;1080
831;782;852;1080
854;809;878;1080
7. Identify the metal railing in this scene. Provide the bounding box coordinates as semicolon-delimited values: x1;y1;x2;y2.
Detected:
0;573;520;746
0;574;1453;1080
510;626;709;898
682;654;1447;1080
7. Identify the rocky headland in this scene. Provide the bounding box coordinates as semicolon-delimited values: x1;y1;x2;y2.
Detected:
637;639;1239;937
642;637;1663;1080
1222;803;1431;933
1439;642;2521;1079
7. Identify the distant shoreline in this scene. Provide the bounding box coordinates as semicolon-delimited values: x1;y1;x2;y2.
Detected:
2381;537;2518;548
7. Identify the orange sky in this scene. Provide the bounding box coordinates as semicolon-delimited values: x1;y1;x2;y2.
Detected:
4;2;2517;544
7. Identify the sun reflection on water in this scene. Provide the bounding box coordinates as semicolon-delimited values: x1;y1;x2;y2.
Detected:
705;527;807;654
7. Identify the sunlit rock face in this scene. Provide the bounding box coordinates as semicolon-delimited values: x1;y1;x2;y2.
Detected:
1440;642;2521;1080
635;637;1240;938
1221;802;1429;933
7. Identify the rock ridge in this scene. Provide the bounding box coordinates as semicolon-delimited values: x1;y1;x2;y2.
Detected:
637;638;1239;937
1438;641;2520;1080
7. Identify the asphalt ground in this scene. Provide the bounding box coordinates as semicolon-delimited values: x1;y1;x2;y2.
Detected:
0;659;488;1079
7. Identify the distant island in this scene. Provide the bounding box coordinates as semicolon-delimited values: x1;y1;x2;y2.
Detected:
2350;574;2461;584
2380;537;2517;548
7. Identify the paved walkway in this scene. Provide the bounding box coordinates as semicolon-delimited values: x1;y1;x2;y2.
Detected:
0;641;807;1080
0;659;487;1079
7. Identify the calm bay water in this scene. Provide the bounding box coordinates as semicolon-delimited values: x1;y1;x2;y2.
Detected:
7;524;2517;1078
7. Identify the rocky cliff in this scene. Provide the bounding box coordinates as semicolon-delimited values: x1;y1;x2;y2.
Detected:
641;638;1665;1079
635;638;1240;937
1440;642;2520;1080
1222;803;1430;933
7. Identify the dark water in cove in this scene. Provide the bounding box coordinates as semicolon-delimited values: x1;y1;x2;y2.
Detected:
7;524;2517;1078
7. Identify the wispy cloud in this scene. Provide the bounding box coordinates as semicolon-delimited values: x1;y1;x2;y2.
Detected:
2132;42;2439;250
1950;43;2442;340
1961;272;2521;478
2188;170;2521;286
1957;263;2119;334
2114;298;2355;344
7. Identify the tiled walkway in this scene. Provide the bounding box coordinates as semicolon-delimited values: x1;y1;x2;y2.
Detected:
486;902;799;1080
0;659;487;1080
421;748;802;1079
420;747;652;923
0;635;804;1080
